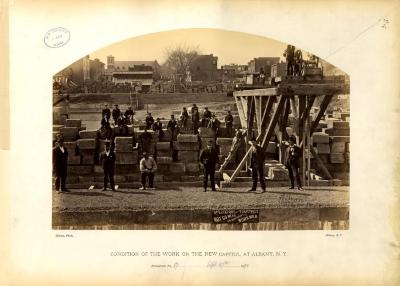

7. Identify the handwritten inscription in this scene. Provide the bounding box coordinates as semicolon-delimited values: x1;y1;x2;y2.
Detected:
212;209;259;223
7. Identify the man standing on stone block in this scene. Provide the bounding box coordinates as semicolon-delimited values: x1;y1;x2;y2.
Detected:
282;135;303;191
102;104;111;120
124;106;135;124
191;108;200;134
180;107;189;128
145;112;155;130
139;152;157;190
225;110;234;137
248;138;266;193
152;117;164;141
112;104;121;125
100;140;116;192
199;141;219;192
53;137;70;193
207;113;221;139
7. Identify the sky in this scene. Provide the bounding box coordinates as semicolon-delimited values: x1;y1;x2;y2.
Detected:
90;28;288;67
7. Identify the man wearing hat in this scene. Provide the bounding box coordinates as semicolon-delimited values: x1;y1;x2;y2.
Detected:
52;136;70;193
99;140;116;191
201;107;212;127
224;110;234;137
284;135;303;190
102;104;111;120
248;138;266;192
139;152;157;190
199;140;219;192
112;104;121;125
152;117;164;141
207;113;221;139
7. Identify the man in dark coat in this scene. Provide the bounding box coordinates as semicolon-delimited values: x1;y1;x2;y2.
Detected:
140;128;153;155
248;138;266;192
145;112;155;130
199;141;219;192
224;110;234;137
117;114;129;135
180;107;189;128
207;113;221;138
52;137;69;193
167;114;179;140
124;106;135;124
152;117;164;141
201;106;212;127
112;104;121;125
191;108;200;134
102;104;111;120
99;141;116;191
284;135;303;190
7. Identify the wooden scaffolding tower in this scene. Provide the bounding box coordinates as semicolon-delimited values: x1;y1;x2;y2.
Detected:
220;77;349;185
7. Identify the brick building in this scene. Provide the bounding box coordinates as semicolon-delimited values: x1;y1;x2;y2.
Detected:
189;54;219;81
247;57;280;77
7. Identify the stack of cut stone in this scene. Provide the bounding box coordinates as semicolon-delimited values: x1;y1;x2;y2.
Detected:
135;130;157;156
76;138;96;184
198;127;215;149
156;142;173;165
175;134;200;175
265;160;289;181
114;137;138;165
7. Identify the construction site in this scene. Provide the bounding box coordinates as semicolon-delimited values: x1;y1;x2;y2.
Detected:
52;46;350;231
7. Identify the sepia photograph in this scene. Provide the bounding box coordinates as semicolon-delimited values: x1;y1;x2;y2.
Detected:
52;29;350;230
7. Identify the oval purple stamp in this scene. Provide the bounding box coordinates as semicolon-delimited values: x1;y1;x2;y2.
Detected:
44;27;70;48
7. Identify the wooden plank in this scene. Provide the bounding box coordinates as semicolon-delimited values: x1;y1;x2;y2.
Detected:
310;94;333;135
254;96;262;133
234;88;280;97
280;83;349;96
234;95;247;128
310;146;333;179
240;96;248;121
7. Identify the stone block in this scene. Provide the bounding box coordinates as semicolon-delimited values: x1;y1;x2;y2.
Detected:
63;141;77;153
116;151;139;165
177;134;199;143
66;176;79;184
345;152;350;162
216;138;233;146
78;176;94;184
157;156;173;164
345;142;350;152
160;129;172;142
266;142;277;153
331;142;345;153
81;153;95;165
141;142;156;154
125;174;141;182
115;145;134;152
340;112;350;121
173;141;200;151
65;119;82;128
67;155;81;165
332;121;349;129
316;143;330;154
169;162;186;173
185;162;200;173
330;153;345;164
157;149;172;157
115;164;139;174
312;132;329;144
60;127;78;140
325;118;340;129
77;139;96;150
79;130;97;139
178;151;199;162
67;165;93;175
268;167;289;181
330;136;350;143
115;136;133;145
53;125;63;132
94;165;103;174
198;127;215;138
325;128;350;136
154;175;164;182
200;137;214;148
156;142;171;151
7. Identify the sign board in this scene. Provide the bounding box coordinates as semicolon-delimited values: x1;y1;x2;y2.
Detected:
212;209;260;224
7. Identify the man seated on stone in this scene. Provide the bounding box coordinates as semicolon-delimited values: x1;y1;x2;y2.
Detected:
152;117;164;141
124;106;135;125
145;112;155;130
201;106;212;127
117;114;129;136
139;152;157;190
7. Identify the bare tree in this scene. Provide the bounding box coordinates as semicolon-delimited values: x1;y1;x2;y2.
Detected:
162;44;199;80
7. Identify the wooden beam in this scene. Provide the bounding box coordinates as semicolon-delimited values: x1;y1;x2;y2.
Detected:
234;88;280;97
246;96;255;140
234;95;246;128
261;94;288;151
310;146;333;179
310;94;333;135
280;83;349;96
